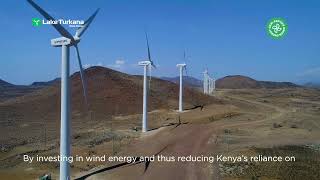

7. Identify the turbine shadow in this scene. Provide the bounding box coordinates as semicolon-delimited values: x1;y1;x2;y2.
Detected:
170;122;189;131
75;145;169;179
74;159;142;180
184;105;205;111
143;144;169;174
147;122;189;132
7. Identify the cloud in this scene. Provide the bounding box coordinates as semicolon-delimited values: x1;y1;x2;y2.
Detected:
108;59;126;68
83;64;91;69
83;62;103;69
115;60;125;65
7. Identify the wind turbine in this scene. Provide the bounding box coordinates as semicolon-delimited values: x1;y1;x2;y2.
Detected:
138;32;156;133
27;0;99;179
211;77;216;93
203;69;209;94
176;63;186;112
209;77;213;94
176;51;187;112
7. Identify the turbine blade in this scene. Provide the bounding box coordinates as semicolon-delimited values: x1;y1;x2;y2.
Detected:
74;45;89;107
145;32;152;62
27;0;74;41
184;66;188;76
75;8;100;38
151;63;157;69
144;32;157;69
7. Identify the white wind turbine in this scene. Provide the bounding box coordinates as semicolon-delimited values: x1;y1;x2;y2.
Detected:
210;77;216;93
202;68;216;95
203;69;209;94
176;63;186;112
176;51;187;112
138;32;156;133
27;0;99;179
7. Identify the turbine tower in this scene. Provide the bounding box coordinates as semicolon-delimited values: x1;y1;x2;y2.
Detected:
209;77;214;93
203;69;209;94
203;68;216;95
138;32;156;133
27;0;99;179
176;63;186;112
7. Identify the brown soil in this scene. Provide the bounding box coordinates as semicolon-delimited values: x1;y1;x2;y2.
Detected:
0;87;319;179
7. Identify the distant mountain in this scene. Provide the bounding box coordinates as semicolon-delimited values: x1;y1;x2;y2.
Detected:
0;79;13;88
259;81;299;89
303;82;320;89
216;75;299;89
0;79;41;101
0;77;62;102
160;75;300;89
31;78;60;87
216;75;258;89
161;76;202;88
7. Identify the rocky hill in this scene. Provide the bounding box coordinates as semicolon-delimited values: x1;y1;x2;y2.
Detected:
216;75;299;89
0;66;219;125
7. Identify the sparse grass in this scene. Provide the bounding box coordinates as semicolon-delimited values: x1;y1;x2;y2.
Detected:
219;145;320;180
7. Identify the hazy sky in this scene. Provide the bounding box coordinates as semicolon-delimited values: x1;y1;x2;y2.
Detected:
0;0;319;85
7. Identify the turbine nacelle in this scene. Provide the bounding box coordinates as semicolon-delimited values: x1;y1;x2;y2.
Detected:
176;63;186;68
51;37;80;47
138;61;151;66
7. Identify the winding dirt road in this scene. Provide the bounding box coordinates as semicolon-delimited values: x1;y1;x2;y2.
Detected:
78;93;305;180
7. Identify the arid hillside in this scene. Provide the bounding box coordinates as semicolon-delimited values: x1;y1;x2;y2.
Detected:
216;75;299;89
0;66;220;148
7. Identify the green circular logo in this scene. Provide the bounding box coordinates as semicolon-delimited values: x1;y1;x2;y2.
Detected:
267;18;287;39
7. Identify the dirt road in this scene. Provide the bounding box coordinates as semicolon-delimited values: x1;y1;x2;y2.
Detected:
2;89;318;180
81;123;219;180
79;92;297;180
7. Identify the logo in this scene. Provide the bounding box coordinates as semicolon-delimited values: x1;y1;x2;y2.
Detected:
31;18;84;28
32;18;42;27
267;18;288;39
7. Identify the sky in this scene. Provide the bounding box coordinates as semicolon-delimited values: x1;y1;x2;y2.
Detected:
0;0;320;85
